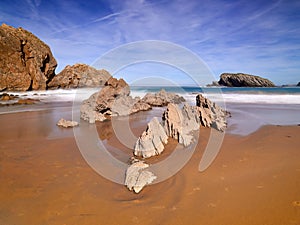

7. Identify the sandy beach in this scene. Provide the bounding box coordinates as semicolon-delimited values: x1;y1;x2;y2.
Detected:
0;102;299;225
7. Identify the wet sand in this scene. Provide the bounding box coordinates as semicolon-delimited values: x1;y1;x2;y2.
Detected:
0;104;299;225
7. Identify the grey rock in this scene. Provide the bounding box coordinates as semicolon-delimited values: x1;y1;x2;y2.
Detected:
134;117;168;158
162;103;199;147
80;92;106;123
125;160;157;193
80;77;151;123
196;94;227;132
142;89;185;106
218;73;275;87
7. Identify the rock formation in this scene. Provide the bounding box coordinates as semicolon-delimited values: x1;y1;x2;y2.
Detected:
218;73;275;87
125;159;157;193
134;117;168;158
0;24;57;91
133;94;228;159
48;64;111;89
162;103;200;147
80;77;151;123
80;92;107;123
56;118;79;128
297;82;300;87
142;89;185;106
196;94;227;132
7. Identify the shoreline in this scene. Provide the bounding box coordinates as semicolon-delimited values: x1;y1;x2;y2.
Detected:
0;104;299;224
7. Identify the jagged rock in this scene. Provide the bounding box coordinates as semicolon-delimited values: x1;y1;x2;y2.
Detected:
81;77;151;123
297;82;300;87
47;64;111;89
162;103;200;146
125;160;157;193
57;118;79;128
142;89;185;106
0;24;57;91
134;117;168;158
80;92;107;123
196;94;227;131
132;94;228;160
218;73;275;87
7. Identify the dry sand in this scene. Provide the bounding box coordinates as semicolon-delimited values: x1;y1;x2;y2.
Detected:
0;105;299;225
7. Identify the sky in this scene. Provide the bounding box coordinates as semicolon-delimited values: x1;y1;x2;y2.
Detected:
1;0;300;85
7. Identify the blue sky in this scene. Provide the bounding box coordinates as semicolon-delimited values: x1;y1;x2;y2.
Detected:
1;0;300;85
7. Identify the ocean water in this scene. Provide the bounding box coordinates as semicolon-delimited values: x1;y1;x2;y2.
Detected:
1;86;299;135
131;86;300;135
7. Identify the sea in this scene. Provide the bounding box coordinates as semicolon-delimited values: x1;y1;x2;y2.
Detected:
1;86;299;135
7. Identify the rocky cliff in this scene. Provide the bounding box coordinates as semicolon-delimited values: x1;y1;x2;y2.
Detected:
218;73;275;87
48;63;111;89
0;24;57;91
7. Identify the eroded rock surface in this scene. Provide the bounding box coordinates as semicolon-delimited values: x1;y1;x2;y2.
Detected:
48;64;111;89
80;77;151;123
125;160;157;193
134;117;168;158
142;89;185;106
134;94;228;159
0;24;57;91
196;94;227;131
162;103;200;147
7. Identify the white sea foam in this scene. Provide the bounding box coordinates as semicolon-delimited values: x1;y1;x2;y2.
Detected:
1;88;299;136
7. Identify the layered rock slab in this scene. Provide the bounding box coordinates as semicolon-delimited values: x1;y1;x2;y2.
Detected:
125;160;157;193
134;117;168;158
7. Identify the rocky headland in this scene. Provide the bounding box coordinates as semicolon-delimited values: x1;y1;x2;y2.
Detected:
0;24;57;91
218;73;275;87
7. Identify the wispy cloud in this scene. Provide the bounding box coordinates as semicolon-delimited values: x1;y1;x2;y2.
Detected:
0;0;299;85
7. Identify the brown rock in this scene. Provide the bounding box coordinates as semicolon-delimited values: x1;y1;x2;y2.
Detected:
17;98;39;105
0;24;57;91
47;64;111;89
0;93;16;101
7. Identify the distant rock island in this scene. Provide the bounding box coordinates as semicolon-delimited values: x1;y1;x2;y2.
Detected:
218;73;275;87
48;63;111;89
0;24;57;91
